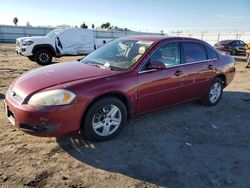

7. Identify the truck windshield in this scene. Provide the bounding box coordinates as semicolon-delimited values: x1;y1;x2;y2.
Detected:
46;29;62;38
81;39;154;71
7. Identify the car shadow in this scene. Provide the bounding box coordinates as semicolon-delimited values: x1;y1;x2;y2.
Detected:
0;93;5;100
57;91;250;187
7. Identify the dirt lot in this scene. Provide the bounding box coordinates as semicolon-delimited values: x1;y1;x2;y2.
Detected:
0;43;250;188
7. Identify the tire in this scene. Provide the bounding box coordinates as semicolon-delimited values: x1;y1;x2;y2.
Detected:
231;49;237;56
201;78;223;106
34;49;52;65
28;56;35;62
83;97;127;141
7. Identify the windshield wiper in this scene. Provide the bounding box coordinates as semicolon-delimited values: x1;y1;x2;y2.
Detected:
84;61;111;70
109;66;125;71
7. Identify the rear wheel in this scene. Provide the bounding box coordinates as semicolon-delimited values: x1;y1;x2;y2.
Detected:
34;49;52;65
82;97;127;141
201;78;223;106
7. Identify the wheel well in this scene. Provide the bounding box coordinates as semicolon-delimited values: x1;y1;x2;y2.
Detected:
216;74;226;87
81;93;133;128
32;45;56;56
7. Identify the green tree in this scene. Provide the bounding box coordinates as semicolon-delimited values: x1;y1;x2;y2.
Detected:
101;22;111;29
13;17;18;26
80;22;88;29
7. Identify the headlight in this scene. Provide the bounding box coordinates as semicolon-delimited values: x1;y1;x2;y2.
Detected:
21;40;34;46
28;89;76;106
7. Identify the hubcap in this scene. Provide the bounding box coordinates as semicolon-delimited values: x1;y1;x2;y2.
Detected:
209;82;222;103
92;105;122;136
39;52;49;63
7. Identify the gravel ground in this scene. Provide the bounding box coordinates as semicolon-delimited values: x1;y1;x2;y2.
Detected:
0;43;250;188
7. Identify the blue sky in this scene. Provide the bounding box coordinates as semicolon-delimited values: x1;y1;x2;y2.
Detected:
0;0;249;32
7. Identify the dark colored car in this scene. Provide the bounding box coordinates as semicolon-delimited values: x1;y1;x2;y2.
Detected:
214;40;246;55
4;36;235;141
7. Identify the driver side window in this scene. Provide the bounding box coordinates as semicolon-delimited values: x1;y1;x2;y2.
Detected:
143;42;180;70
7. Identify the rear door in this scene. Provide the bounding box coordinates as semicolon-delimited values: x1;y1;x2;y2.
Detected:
181;42;217;101
56;29;94;55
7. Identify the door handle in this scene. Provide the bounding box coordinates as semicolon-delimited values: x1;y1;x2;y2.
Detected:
174;70;183;76
207;64;215;70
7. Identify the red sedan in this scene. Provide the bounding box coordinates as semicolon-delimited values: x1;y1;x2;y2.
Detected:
4;36;235;141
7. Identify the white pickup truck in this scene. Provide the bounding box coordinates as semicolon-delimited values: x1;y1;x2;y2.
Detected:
16;28;111;65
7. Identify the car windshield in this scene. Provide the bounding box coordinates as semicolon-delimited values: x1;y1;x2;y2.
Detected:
81;39;154;71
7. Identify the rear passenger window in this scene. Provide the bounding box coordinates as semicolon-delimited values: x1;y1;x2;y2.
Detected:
233;41;239;45
206;47;218;59
182;42;207;63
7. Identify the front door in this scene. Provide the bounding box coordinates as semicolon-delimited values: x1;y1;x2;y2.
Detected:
137;42;184;113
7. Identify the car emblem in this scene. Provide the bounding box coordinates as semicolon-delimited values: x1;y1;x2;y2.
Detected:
11;91;16;97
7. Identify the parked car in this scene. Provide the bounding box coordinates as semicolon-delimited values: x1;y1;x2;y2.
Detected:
16;28;96;65
5;36;235;141
214;40;246;55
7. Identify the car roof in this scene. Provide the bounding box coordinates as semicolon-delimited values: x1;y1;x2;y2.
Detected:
219;40;241;43
119;35;206;43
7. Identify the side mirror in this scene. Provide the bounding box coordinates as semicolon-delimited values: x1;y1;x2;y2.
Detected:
147;60;166;70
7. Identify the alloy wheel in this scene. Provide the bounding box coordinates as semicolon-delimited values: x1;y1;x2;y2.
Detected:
39;52;50;64
209;82;222;103
92;105;122;136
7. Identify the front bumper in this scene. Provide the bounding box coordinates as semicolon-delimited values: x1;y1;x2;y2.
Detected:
16;45;33;56
4;92;85;137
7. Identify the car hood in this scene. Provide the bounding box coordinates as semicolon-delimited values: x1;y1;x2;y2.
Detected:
17;36;47;41
12;61;115;98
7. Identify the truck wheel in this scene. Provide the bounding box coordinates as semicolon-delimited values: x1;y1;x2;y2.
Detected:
28;56;35;62
82;97;127;141
34;49;52;65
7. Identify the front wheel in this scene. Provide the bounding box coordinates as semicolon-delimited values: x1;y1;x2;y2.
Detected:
201;78;223;106
34;49;52;65
83;97;127;141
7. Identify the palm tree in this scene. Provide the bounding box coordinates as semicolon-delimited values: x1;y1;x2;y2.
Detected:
13;17;18;26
